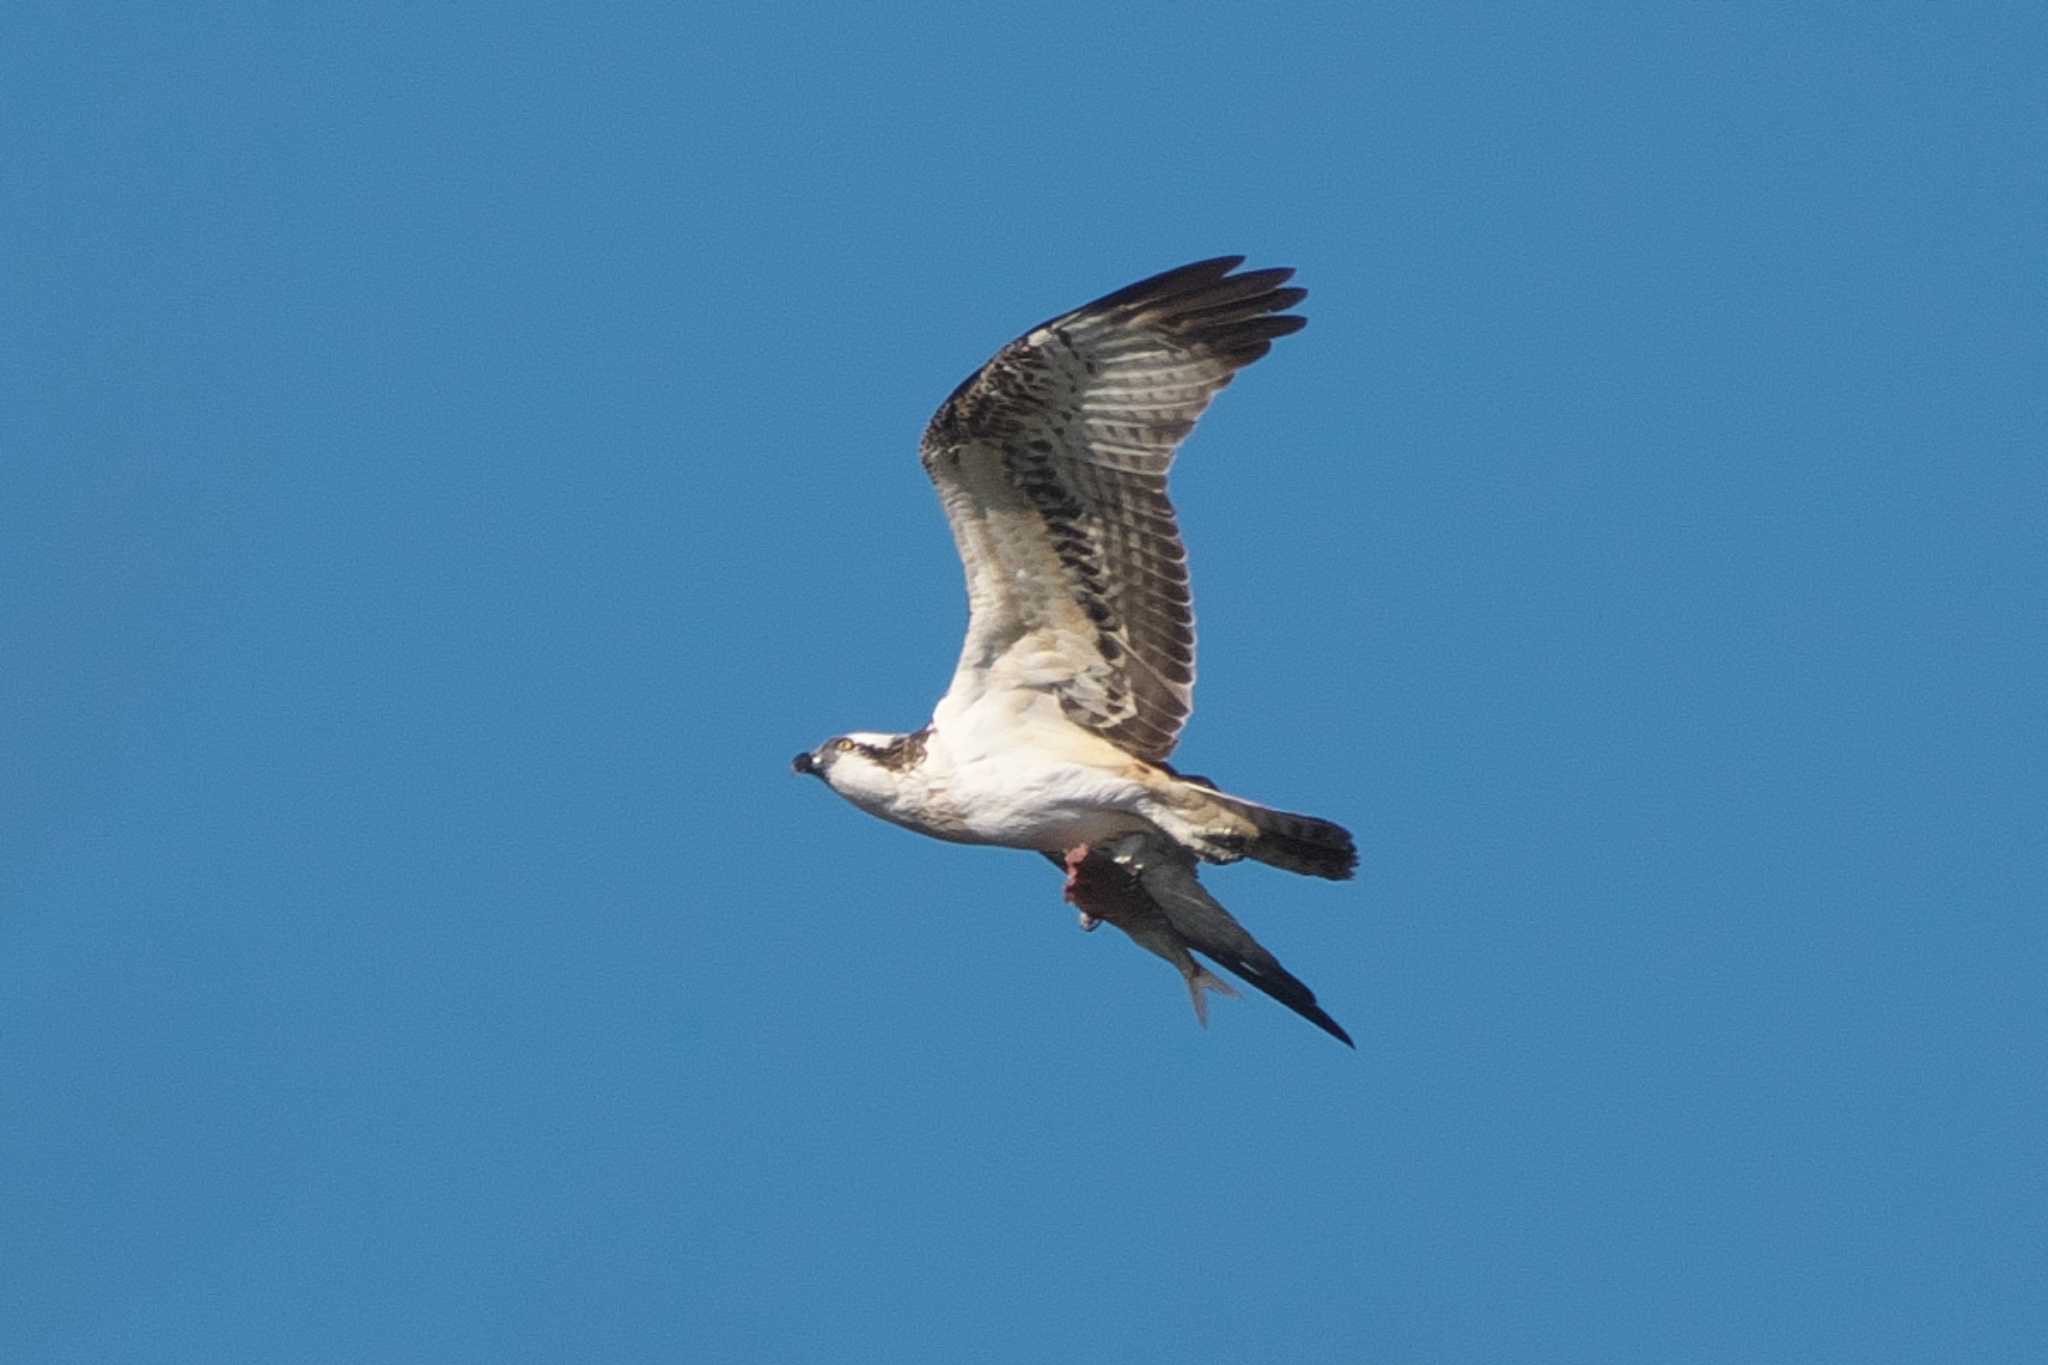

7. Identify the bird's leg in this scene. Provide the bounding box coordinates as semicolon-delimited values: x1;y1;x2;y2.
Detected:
1062;844;1102;930
1062;844;1091;889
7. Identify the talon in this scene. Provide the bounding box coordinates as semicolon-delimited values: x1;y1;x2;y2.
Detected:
1063;845;1109;931
1060;843;1093;903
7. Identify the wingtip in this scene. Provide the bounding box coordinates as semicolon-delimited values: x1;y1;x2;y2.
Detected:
1076;255;1303;319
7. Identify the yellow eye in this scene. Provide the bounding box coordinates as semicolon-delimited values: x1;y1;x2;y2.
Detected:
834;739;854;753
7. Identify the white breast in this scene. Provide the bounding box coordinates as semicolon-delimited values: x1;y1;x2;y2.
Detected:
907;698;1157;853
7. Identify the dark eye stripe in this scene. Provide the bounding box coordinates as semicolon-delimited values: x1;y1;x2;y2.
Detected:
856;728;931;772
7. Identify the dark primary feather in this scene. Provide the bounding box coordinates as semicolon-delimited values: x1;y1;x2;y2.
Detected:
922;258;1308;761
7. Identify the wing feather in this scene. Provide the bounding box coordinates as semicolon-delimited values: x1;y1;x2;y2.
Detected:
920;257;1306;760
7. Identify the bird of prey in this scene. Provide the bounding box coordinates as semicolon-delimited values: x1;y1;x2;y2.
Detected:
794;257;1357;1044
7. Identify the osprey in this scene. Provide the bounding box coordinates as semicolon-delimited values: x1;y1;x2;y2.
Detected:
795;257;1357;1044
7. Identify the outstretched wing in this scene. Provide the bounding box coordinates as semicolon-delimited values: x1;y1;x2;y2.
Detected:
921;257;1306;761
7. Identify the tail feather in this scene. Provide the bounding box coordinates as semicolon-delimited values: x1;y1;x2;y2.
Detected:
1209;793;1358;880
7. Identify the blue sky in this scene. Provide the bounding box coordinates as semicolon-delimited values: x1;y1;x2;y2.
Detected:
5;3;2043;1360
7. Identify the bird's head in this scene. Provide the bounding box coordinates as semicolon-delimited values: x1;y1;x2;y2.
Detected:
792;730;926;809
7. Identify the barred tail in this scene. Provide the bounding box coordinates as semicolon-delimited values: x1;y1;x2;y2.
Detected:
1209;793;1358;880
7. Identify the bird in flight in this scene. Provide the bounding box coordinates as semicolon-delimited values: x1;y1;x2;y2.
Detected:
794;257;1357;1044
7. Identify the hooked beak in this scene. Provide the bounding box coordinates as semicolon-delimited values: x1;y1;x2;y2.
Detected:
792;750;817;776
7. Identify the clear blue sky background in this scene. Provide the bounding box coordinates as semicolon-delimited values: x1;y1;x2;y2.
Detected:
5;4;2043;1361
